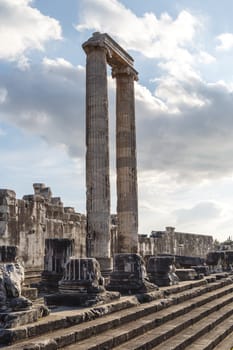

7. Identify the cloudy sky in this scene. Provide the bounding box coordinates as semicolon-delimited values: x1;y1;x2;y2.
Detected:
1;0;233;241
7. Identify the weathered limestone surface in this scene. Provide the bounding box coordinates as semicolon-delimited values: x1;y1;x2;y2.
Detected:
0;261;34;329
108;253;158;294
113;66;138;253
45;258;120;307
5;275;233;349
175;268;198;281
0;190;17;246
83;32;139;270
138;227;213;259
41;238;74;291
0;246;49;332
0;184;86;284
0;185;214;285
59;258;105;294
147;255;179;286
83;37;111;273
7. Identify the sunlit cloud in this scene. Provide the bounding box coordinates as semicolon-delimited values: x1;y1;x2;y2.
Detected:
0;0;62;63
216;33;233;51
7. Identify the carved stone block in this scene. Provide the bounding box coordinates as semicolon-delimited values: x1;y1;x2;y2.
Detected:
107;253;158;294
147;256;179;287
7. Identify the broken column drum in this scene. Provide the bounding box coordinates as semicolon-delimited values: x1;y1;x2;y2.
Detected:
59;258;105;294
45;257;120;307
107;253;158;294
83;32;139;269
147;255;179;287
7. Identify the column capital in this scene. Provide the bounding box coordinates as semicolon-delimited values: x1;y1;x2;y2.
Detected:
82;32;111;57
83;32;135;68
112;65;138;81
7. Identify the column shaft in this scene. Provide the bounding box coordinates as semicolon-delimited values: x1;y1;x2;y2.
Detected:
114;67;138;253
85;47;111;270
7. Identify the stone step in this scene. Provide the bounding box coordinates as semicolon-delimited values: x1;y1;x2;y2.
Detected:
63;283;233;350
3;277;233;349
0;296;139;346
1;277;225;347
113;295;233;350
184;315;233;350
214;324;233;350
151;308;233;349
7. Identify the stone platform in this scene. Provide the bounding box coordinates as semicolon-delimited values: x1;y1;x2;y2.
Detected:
45;291;120;307
2;275;232;349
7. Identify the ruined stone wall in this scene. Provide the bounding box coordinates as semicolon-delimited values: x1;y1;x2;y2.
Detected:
0;185;214;282
0;190;18;247
138;227;213;259
0;185;86;282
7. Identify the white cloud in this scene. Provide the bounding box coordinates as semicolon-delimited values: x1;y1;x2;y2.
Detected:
0;0;62;63
76;0;214;114
198;51;216;64
0;88;8;104
0;136;85;211
136;75;233;182
0;128;6;136
43;57;73;69
0;58;85;158
154;64;208;110
77;0;200;62
216;33;233;51
174;201;221;224
2;55;233;184
17;55;30;71
135;83;167;113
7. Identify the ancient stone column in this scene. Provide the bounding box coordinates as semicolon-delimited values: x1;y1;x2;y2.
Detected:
112;66;139;253
83;35;111;273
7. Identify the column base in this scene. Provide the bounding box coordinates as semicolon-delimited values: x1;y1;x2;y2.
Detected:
147;256;179;287
107;253;158;294
96;257;113;278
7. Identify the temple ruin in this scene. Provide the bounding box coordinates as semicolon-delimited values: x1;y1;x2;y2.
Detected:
0;33;213;286
2;33;233;349
83;32;139;274
0;184;213;287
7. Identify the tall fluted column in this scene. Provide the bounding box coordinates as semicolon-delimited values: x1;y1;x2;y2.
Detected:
83;41;111;273
112;66;139;253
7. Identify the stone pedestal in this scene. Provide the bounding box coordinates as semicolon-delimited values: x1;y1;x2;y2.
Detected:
107;253;158;294
59;258;105;294
45;258;119;307
147;256;179;287
173;255;205;268
225;250;233;271
206;251;225;272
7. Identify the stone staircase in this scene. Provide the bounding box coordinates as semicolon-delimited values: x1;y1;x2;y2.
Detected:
2;275;233;350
